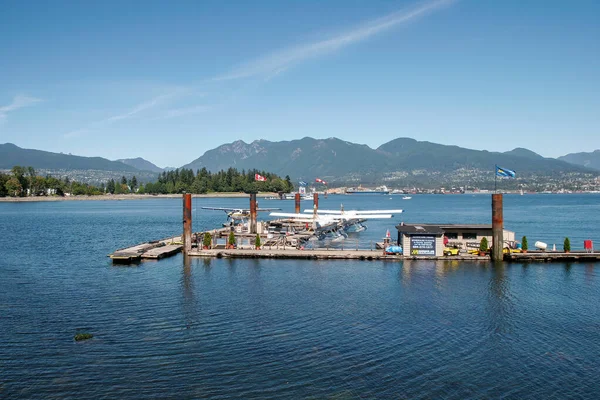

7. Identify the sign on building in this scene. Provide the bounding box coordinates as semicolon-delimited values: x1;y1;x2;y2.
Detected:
410;235;436;255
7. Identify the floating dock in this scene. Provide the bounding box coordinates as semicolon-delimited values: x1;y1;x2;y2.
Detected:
504;251;600;263
189;248;495;261
109;193;600;265
110;236;183;263
189;248;396;260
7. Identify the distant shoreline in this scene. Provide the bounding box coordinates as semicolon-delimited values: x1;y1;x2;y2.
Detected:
0;193;280;202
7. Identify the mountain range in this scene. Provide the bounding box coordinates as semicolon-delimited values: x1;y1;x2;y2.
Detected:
181;137;596;184
558;150;600;171
2;139;599;187
0;143;138;172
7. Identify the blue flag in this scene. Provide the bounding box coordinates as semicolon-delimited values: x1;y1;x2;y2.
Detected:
299;181;307;186
496;165;516;178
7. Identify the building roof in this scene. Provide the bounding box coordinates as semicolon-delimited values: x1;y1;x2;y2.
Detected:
439;224;492;230
395;224;445;235
395;223;513;234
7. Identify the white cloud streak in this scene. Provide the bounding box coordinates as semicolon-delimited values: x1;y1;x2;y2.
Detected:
0;95;43;122
62;90;185;138
162;105;211;119
214;0;456;81
104;92;178;123
61;0;454;137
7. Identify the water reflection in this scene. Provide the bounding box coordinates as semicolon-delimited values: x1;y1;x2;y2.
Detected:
585;263;595;281
564;262;573;278
181;255;197;330
487;264;515;335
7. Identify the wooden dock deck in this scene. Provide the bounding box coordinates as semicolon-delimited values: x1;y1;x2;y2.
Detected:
188;248;494;261
504;251;600;262
141;244;183;260
188;248;400;260
109;236;182;263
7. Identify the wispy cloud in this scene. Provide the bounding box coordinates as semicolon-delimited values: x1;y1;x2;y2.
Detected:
63;90;185;138
63;129;88;139
104;92;180;123
162;105;211;119
0;95;43;122
61;0;454;137
214;0;456;81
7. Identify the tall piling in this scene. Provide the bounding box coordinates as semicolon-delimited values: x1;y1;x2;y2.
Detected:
491;193;503;262
313;193;319;211
183;193;192;254
295;193;301;214
249;193;257;234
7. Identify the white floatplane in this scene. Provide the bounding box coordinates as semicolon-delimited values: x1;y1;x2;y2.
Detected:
269;207;402;234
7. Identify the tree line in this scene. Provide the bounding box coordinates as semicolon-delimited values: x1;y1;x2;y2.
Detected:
138;168;294;194
0;166;109;197
1;166;294;197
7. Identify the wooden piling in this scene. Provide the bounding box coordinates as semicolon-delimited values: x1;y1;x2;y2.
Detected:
491;193;503;262
249;193;257;234
313;192;319;210
295;193;301;214
183;193;192;254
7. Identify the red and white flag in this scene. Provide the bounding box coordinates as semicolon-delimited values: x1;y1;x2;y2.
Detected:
315;178;327;185
255;173;267;182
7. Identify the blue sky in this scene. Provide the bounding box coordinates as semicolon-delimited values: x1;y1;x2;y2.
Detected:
1;0;598;168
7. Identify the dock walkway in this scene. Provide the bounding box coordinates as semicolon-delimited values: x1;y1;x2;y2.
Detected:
110;236;182;263
504;251;600;262
188;248;399;260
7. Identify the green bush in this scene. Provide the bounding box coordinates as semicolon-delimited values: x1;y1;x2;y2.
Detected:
521;236;528;251
203;232;212;248
479;237;488;252
228;231;236;247
255;234;261;248
564;237;571;252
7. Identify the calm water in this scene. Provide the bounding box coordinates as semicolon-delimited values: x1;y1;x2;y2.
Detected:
1;194;599;399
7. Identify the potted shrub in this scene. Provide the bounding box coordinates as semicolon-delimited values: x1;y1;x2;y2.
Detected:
228;231;236;249
255;234;261;250
479;237;488;256
521;236;528;253
564;237;571;253
202;232;212;249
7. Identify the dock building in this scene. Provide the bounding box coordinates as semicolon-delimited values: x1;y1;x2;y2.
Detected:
395;223;516;257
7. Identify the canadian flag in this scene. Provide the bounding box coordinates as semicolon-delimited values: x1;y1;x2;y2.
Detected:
255;173;267;182
315;178;327;184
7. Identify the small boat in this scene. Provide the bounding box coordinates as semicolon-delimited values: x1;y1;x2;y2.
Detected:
402;196;412;200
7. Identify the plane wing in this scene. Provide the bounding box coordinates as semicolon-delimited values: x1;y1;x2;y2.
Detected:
201;206;280;212
201;206;239;212
304;209;403;214
270;212;314;219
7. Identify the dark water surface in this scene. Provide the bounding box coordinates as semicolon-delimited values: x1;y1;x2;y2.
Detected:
1;194;599;399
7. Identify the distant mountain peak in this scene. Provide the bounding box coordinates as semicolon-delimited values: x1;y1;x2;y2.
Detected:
116;157;163;173
503;147;544;160
558;150;600;171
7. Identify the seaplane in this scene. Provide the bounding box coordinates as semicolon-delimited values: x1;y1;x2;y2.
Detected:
201;206;281;227
268;206;403;235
